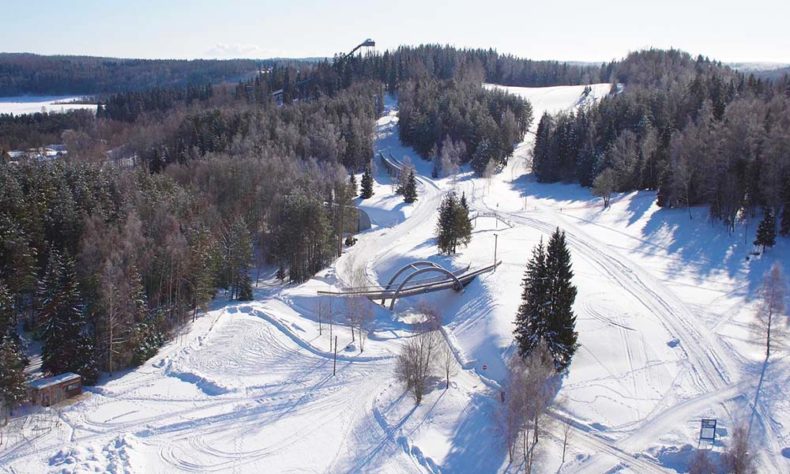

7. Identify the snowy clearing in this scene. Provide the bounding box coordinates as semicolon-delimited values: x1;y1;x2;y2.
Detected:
1;83;788;473
0;96;97;116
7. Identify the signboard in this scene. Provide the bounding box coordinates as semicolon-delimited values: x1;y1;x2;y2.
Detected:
699;419;717;443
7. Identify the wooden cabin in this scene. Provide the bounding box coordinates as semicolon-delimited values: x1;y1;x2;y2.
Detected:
28;372;82;407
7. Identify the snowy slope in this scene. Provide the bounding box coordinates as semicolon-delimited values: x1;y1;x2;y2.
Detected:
0;96;97;116
1;83;787;473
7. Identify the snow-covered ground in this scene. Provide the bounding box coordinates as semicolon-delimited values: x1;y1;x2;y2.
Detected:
0;96;97;115
1;84;788;473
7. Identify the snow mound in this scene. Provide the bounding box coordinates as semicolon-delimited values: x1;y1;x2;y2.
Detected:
49;434;142;474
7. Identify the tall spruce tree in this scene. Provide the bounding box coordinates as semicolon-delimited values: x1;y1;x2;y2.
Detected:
754;207;777;253
436;193;457;254
435;192;471;254
238;273;253;301
360;165;374;199
0;335;27;421
514;228;578;372
780;192;790;237
514;239;548;360
0;281;13;337
40;253;97;382
452;195;472;253
403;170;418;203
543;228;578;371
349;172;358;197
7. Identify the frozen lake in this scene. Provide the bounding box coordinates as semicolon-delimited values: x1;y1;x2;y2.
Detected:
0;96;97;115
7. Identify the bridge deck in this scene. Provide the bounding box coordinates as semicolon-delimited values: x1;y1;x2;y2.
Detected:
317;261;500;301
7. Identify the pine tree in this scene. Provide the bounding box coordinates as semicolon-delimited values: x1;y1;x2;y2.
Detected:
360;165;374;199
544;228;578;371
403;170;418;203
754;207;776;253
0;335;27;421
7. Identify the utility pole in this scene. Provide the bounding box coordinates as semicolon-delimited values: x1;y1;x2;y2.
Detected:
494;233;499;271
333;335;338;376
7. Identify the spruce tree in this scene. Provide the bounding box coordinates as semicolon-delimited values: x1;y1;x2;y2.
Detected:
0;281;13;337
360;165;374;199
780;192;790;237
436;193;457;254
452;195;472;253
754;207;776;253
513;229;578;372
435;192;471;254
238;273;253;301
0;335;27;421
403;170;418;203
349;172;358;197
544;228;578;371
514;239;548;359
40;253;96;381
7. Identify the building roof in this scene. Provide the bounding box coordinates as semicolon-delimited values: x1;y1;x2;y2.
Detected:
29;372;81;390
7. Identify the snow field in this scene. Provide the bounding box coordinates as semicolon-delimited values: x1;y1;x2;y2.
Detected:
0;96;97;116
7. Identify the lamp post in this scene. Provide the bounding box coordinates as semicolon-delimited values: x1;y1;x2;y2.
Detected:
494;233;498;271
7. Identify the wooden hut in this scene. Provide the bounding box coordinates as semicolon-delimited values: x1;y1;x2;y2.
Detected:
28;372;82;407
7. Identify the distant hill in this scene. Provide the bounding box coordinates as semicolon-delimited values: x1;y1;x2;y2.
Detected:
728;62;790;80
0;53;268;96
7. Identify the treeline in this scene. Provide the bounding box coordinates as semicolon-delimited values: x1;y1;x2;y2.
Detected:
533;49;790;230
0;109;96;151
233;45;607;107
399;78;533;173
98;83;214;122
0;53;261;95
135;81;382;172
337;44;608;89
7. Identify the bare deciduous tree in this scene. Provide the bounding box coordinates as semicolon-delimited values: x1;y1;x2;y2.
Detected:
395;330;441;404
417;300;442;331
560;416;572;465
500;342;556;471
724;423;753;474
502;355;528;463
522;342;555;472
344;267;374;351
317;296;333;337
592;168;616;208
438;337;456;390
754;263;786;361
688;448;716;474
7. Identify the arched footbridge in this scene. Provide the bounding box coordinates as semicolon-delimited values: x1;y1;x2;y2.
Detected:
318;260;501;309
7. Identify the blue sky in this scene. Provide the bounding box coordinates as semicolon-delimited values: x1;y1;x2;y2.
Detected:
2;0;789;63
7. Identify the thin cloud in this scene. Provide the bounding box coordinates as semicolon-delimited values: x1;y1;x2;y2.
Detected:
204;43;279;59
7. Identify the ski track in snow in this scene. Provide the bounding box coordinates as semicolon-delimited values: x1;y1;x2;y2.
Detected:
1;85;787;473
